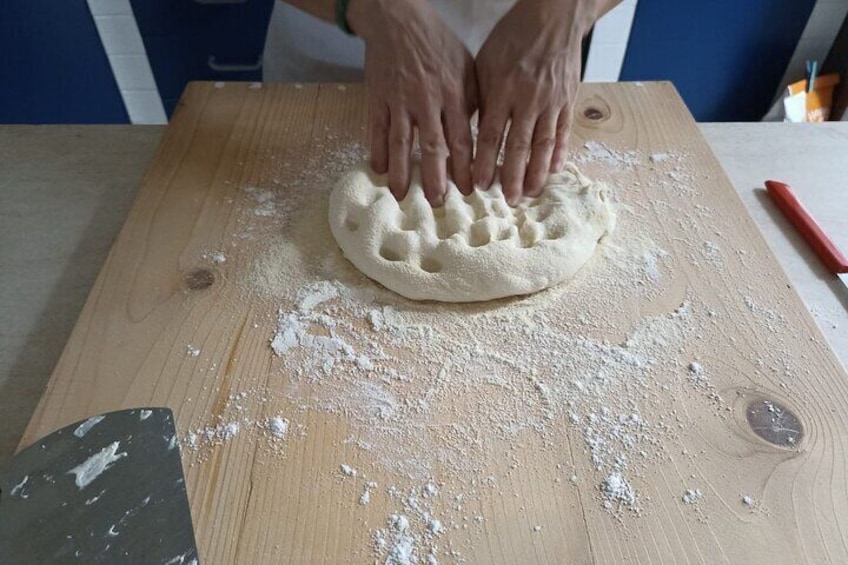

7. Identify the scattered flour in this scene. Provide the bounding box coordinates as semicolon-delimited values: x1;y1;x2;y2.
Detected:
173;136;807;560
215;422;240;441
267;417;289;438
375;514;417;565
360;481;377;506
682;488;703;505
204;251;226;265
601;472;636;508
575;141;639;167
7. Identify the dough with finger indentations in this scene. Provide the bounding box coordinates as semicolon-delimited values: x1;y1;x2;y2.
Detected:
328;162;615;302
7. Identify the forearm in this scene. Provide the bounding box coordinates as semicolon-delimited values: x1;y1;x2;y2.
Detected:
589;0;623;18
281;0;389;38
576;0;624;32
537;0;624;36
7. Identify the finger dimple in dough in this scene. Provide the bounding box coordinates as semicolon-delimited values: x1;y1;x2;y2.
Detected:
328;163;616;302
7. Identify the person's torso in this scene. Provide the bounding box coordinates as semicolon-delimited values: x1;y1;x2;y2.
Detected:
263;0;517;82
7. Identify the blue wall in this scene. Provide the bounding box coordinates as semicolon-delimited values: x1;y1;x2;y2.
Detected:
620;1;816;121
0;1;128;124
131;0;275;116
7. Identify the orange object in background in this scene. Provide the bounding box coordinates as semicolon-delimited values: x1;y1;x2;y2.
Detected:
784;73;841;122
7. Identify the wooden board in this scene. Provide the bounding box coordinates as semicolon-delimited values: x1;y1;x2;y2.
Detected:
20;82;848;564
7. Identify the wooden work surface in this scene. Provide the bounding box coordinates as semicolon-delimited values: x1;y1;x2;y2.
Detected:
20;82;848;564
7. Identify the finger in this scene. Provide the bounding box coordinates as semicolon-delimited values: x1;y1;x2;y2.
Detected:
417;108;449;206
500;111;536;206
370;100;390;174
550;106;573;173
472;105;507;191
443;109;473;195
388;110;413;200
524;109;558;196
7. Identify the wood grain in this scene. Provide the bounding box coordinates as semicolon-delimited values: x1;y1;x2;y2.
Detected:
20;82;848;564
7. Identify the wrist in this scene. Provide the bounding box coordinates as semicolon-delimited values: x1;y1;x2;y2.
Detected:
345;0;384;41
571;0;621;34
529;0;600;37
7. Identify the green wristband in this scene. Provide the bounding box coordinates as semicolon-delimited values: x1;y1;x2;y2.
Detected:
335;0;355;35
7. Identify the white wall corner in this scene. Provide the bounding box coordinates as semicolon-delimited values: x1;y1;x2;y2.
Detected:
584;0;638;82
87;0;168;124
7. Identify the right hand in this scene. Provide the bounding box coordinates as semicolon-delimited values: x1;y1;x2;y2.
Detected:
347;0;478;205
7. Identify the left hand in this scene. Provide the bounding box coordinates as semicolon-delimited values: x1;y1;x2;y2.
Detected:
473;0;600;205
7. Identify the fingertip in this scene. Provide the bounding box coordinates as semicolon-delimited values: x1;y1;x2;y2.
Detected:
550;142;568;172
549;159;562;173
371;156;387;175
473;111;506;192
524;177;544;198
503;181;522;207
452;157;474;195
472;164;493;191
388;165;411;202
390;182;410;202
445;151;472;195
455;172;473;196
526;188;544;200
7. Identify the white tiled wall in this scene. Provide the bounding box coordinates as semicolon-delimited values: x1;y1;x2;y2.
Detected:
87;0;167;124
584;0;638;82
768;0;848;120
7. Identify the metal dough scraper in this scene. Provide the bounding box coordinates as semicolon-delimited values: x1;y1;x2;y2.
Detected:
0;408;199;564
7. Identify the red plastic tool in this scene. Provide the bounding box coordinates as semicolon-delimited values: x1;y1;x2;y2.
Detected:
765;180;848;274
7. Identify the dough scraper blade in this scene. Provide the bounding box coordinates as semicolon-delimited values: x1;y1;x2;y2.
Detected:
0;408;199;564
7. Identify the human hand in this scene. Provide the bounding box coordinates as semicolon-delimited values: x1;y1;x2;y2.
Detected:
473;0;607;205
348;0;478;205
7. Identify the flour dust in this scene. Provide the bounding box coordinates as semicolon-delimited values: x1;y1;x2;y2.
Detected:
177;136;807;563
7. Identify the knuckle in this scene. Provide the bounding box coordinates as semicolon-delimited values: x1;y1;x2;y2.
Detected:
450;146;472;160
448;134;472;156
389;134;409;149
419;137;448;157
506;138;532;154
477;120;504;146
532;135;556;153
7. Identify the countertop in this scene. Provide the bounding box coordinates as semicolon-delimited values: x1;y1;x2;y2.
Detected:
1;122;846;466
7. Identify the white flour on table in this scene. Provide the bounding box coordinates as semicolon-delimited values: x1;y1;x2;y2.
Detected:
177;138;809;562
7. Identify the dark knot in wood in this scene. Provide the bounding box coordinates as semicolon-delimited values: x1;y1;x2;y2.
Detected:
746;398;803;447
186;268;215;290
584;107;604;120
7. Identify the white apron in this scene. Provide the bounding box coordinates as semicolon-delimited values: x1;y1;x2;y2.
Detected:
263;1;517;82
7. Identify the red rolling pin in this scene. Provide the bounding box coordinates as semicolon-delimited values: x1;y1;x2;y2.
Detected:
765;180;848;274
